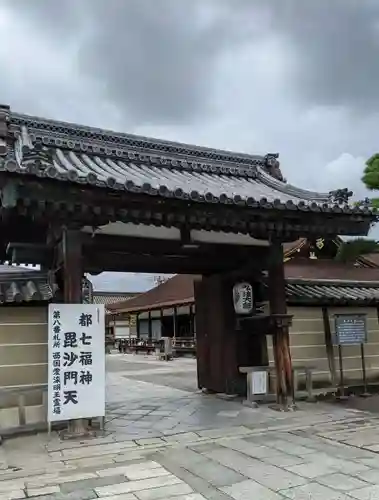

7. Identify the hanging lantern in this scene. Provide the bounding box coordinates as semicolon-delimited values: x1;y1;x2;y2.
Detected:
82;276;94;304
233;282;254;314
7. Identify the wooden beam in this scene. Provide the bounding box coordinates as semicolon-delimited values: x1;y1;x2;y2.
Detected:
85;252;249;274
83;233;256;257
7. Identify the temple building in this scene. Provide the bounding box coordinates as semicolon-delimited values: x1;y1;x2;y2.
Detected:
0;103;376;430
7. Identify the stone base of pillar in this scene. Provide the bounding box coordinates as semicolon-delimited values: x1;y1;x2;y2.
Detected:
60;419;103;440
269;402;298;412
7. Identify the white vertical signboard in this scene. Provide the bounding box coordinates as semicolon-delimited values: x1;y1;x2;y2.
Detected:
48;304;105;422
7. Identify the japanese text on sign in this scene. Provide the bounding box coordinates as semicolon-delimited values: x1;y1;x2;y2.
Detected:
334;314;367;346
48;304;105;422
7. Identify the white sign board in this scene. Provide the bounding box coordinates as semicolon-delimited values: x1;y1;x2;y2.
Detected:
251;371;268;395
48;304;105;422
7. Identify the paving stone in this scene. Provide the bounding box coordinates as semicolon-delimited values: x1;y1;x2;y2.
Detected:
204;448;307;490
60;474;127;493
23;491;97;500
95;475;182;496
216;411;240;418
279;482;351;499
189;443;225;454
163;432;200;443
135;438;165;447
62;442;138;460
265;440;315;456
162;449;209;468
135;483;194;499
219;439;284;459
316;472;370;491
0;490;25;499
286;461;339;479
64;455;116;469
27;485;60;497
26;472;97;488
97;495;137;500
165;495;205;500
125;468;170;481
357;468;379;484
0;479;25;492
221;479;283;499
97;461;162;478
113;451;147;463
355;457;379;469
152;453;232;500
181;458;246;488
349;484;379;499
197;427;251;439
262;454;305;468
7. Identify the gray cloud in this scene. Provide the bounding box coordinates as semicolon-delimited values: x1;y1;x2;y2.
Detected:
8;0;379;123
3;0;379;288
7;0;256;125
264;0;379;113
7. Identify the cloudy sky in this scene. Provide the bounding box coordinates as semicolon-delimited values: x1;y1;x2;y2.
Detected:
1;0;378;291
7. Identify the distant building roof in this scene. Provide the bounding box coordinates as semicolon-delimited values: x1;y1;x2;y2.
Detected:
109;259;379;313
0;265;56;304
93;291;138;306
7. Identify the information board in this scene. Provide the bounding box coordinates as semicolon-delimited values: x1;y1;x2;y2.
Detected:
334;314;367;346
48;304;105;422
251;371;268;395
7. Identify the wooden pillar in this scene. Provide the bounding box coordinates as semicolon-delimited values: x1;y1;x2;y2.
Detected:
268;238;294;408
173;306;177;338
61;228;89;434
148;310;152;340
136;313;140;339
160;309;164;338
322;306;337;386
62;229;83;303
189;304;194;338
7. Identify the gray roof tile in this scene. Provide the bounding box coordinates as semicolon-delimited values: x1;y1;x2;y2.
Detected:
286;281;379;304
0;110;370;215
0;265;56;303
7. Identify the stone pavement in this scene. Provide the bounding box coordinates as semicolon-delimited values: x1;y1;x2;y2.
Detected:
3;354;379;498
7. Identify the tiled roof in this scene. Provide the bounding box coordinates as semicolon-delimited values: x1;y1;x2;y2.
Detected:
0;107;370;214
110;260;379;312
356;252;379;268
0;265;56;303
286;282;379;304
93;291;138;306
107;274;195;313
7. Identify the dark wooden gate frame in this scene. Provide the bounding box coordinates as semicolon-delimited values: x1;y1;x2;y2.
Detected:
0;104;375;415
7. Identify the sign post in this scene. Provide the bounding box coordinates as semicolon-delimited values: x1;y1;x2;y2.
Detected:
48;304;105;432
334;314;368;399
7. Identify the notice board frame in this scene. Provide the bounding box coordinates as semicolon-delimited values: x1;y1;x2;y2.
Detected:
333;313;369;398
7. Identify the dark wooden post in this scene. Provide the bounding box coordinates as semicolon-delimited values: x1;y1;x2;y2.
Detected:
160;309;164;338
62;229;83;303
61;228;89;435
148;310;152;340
136;313;140;339
267;238;294;409
173;306;178;338
322;306;337;387
189;304;194;337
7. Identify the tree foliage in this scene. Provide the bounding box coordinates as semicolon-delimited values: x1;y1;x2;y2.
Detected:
335;238;379;263
362;154;379;208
